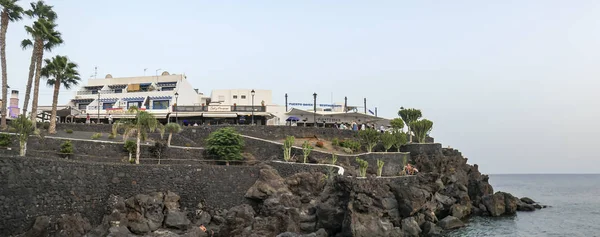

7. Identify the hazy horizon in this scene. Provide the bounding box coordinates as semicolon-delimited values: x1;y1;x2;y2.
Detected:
2;1;599;174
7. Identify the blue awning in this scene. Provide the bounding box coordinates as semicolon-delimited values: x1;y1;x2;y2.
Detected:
286;116;300;121
122;97;145;102
98;98;118;103
140;83;152;86
149;96;172;100
72;98;94;103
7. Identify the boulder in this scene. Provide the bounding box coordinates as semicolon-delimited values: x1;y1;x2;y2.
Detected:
520;197;535;204
54;213;92;237
21;216;51;237
106;225;133;237
517;202;536;212
276;228;328;237
164;191;181;210
482;192;505;217
503;192;519;215
438;216;465;230
245;166;291;200
422;221;442;237
401;217;422;237
450;204;471;219
164;210;191;229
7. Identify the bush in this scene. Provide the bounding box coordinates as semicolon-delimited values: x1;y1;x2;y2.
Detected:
340;139;361;152
315;140;324;148
60;140;74;158
108;133;115;139
356;158;368;177
206;127;245;164
380;132;395;152
0;133;12;147
185;143;191;147
65;129;73;134
42;122;50;130
91;133;102;140
358;129;381;153
410;119;433;143
124;140;137;163
331;138;340;146
8;127;16;133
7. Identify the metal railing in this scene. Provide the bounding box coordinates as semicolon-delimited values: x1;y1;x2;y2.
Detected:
173;105;266;112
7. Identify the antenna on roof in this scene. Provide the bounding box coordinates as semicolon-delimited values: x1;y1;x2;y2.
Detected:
144;68;147;76
94;66;98;79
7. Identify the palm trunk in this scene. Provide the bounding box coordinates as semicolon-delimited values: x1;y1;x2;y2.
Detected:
167;133;172;147
408;127;412;143
22;43;37;116
0;11;9;130
135;130;141;164
20;139;26;156
48;77;61;134
30;38;44;127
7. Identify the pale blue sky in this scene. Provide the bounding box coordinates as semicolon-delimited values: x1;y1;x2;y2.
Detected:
4;0;599;173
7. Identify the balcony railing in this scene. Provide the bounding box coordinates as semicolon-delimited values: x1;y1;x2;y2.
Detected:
174;105;266;112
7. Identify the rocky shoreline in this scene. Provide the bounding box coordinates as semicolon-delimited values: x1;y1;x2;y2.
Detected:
15;147;548;237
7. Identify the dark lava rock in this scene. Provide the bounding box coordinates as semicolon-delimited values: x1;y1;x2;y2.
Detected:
503;192;519;215
438;216;465;230
276;228;328;237
21;216;51;237
401;217;422;237
55;213;92;237
422;221;443;237
520;197;535;204
482;192;506;217
164;210;191;229
450;204;471;219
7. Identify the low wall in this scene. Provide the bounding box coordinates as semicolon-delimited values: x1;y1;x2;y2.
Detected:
0;156;260;236
269;161;342;178
400;143;442;157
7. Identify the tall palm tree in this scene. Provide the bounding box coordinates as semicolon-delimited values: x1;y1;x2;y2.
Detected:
41;55;80;134
114;110;163;164
21;0;56;116
28;18;61;126
0;0;23;130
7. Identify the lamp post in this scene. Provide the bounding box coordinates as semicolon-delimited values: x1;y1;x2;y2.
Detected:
251;89;255;125
344;96;347;113
313;93;317;127
364;98;367;114
174;92;179;123
285;93;288;112
97;92;101;124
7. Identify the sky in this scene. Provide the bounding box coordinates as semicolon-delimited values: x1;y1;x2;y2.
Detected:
3;0;599;174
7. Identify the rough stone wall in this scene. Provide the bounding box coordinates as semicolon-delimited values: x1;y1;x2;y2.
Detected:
401;143;443;157
269;161;341;178
0;156;261;236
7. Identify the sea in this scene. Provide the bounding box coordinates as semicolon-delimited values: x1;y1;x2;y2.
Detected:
445;174;600;237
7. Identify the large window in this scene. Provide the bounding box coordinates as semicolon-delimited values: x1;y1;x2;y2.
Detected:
233;95;238;99
102;103;114;109
78;103;89;110
128;101;141;109
114;89;123;93
152;100;170;110
241;95;246;99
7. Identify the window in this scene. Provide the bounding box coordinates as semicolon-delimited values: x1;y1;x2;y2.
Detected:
91;90;98;94
233;95;238;99
102;103;114;109
241;95;246;99
152;100;170;110
127;101;141;109
114;89;122;93
78;103;89;110
162;87;175;91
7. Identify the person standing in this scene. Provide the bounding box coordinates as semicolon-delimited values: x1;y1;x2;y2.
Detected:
86;113;90;124
108;114;113;124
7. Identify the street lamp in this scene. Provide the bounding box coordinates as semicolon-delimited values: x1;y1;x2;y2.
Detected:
251;89;255;125
313;93;317;127
97;92;101;124
285;93;288;112
174;92;179;123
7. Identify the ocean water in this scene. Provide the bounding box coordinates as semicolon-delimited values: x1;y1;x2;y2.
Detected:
445;174;600;237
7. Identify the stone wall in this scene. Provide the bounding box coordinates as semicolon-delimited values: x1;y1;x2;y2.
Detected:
269;161;341;178
400;143;443;156
0;156;261;236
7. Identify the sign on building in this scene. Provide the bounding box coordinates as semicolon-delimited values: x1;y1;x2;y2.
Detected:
208;106;231;112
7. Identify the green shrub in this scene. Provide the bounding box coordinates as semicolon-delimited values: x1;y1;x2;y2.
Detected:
358;129;380;153
356;158;368;177
331;138;340;146
0;133;12;147
60;140;74;158
206;127;245;165
410;119;433;143
91;133;102;140
108;133;115;139
65;129;73;134
8;127;16;133
392;131;408;152
315;140;324;148
42;122;50;130
283;136;295;162
377;159;385;177
302;141;313;163
340;139;361;152
380;132;395;152
331;153;338;165
185;143;191;147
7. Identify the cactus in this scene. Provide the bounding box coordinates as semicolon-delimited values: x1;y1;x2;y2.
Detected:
283;136;295;162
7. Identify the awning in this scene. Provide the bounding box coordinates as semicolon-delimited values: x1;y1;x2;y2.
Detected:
157;82;177;87
286;116;300;121
140;83;152;86
122;97;145;102
203;113;237;118
98;98;118;103
108;84;127;89
149;96;172;100
84;85;103;90
72;98;94;103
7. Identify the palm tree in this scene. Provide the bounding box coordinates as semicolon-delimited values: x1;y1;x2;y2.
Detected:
398;108;422;143
114;110;163;164
164;122;181;147
21;0;56;116
41;55;80;134
0;0;23;130
28;18;62;126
